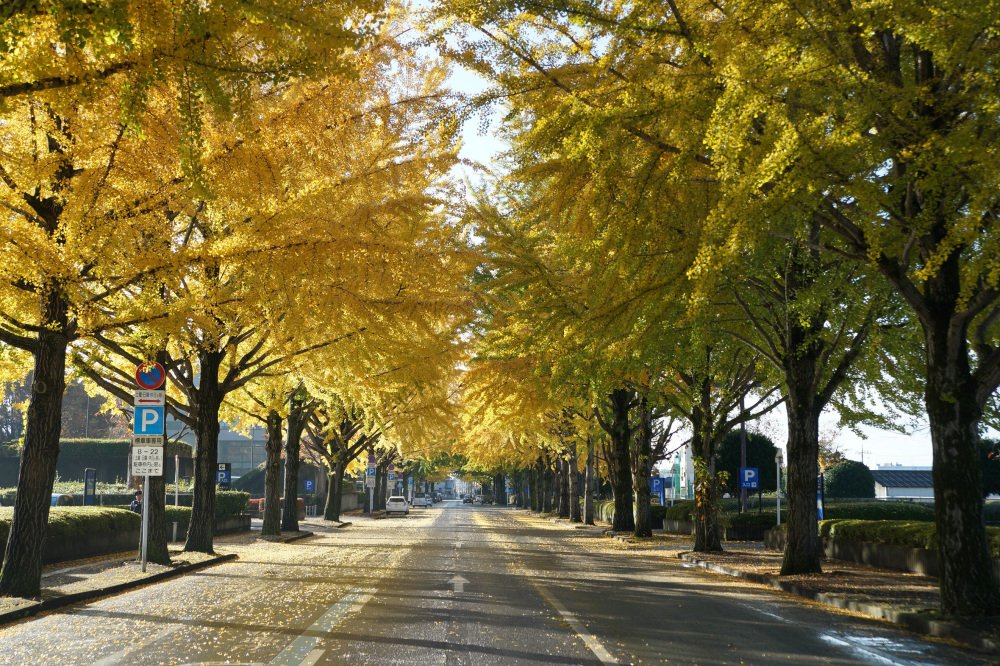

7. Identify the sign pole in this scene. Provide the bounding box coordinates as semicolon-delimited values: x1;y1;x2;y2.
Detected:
175;454;179;507
141;474;150;572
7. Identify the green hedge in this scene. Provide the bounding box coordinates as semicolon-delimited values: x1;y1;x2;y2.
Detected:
664;500;696;521
0;438;192;458
0;507;140;546
823;501;935;521
153;491;248;517
593;500;615;523
814;519;1000;558
232;463;266;494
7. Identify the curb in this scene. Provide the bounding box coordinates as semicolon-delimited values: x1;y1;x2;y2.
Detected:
527;512;603;531
259;530;315;543
677;552;1000;655
0;553;238;628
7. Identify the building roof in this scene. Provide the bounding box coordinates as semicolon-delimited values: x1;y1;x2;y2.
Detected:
871;469;933;488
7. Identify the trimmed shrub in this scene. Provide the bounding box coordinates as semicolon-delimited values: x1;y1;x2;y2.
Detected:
215;491;250;517
170;490;249;517
728;510;777;527
165;506;192;524
823;500;934;521
232;463;266;494
664;500;696;521
816;519;1000;558
593;500;615;523
0;507;140;546
823;460;875;498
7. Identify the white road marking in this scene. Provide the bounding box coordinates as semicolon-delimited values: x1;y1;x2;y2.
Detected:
449;575;469;592
92;626;178;666
532;582;618;665
267;588;372;666
297;649;325;666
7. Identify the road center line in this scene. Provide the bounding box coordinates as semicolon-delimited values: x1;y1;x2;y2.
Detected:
267;588;372;666
532;582;618;665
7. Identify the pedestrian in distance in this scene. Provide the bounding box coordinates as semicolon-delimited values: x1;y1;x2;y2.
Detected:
130;490;143;514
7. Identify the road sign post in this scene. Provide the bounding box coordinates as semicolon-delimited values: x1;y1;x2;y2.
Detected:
83;468;96;506
817;473;825;520
216;463;232;490
133;363;166;573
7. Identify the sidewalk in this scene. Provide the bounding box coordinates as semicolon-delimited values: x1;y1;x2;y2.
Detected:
0;522;326;625
525;510;1000;655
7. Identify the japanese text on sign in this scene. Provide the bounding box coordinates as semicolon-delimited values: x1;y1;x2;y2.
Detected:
131;446;163;476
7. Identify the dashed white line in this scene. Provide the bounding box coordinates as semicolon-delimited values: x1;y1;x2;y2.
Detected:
532;582;618;665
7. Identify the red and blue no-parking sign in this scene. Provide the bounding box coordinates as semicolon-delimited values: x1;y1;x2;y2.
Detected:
135;362;166;390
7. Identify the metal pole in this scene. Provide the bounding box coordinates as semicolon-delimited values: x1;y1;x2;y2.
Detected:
369;487;373;514
740;394;747;513
141;475;150;572
174;454;179;507
776;457;781;526
85;393;90;438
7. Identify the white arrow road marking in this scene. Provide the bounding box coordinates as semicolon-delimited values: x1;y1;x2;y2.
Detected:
532;582;618;665
449;575;469;593
267;588;372;666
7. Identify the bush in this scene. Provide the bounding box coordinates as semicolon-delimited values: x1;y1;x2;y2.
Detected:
823;500;934;521
165;506;192;524
215;491;250;517
593;500;615;523
232;463;266;494
0;507;141;547
823;460;875;498
728;510;777;526
664;500;696;521
815;519;1000;558
168;490;249;517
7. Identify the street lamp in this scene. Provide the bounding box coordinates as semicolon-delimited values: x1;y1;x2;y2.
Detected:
775;449;783;526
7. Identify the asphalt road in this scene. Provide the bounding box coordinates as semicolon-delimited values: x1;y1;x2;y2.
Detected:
0;501;991;665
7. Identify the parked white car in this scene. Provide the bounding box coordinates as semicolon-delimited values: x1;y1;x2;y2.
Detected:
386;496;409;515
411;495;428;507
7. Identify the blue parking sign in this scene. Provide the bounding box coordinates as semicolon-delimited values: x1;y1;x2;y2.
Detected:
216;470;231;484
739;467;759;490
305;480;315;491
133;406;164;435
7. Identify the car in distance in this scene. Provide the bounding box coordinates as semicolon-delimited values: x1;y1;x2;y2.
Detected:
463;496;474;504
386;496;409;515
411;495;427;507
